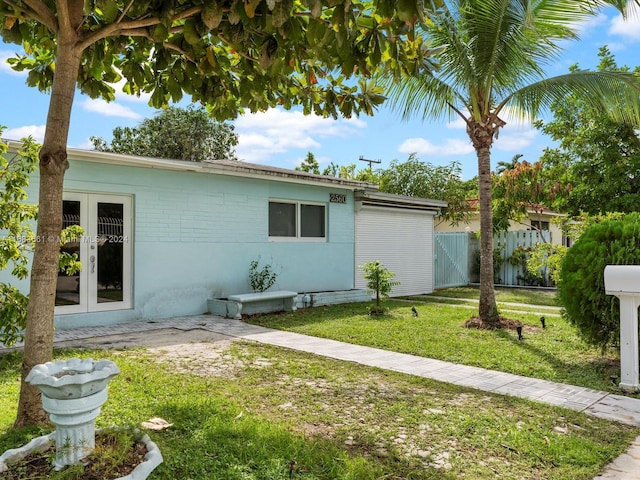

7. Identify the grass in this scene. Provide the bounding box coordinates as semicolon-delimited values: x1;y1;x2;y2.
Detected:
1;343;638;479
246;290;625;395
411;295;560;315
425;286;560;307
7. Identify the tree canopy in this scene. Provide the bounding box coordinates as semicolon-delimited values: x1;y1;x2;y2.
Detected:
91;105;238;161
295;151;320;174
535;47;640;216
2;0;432;120
378;154;476;224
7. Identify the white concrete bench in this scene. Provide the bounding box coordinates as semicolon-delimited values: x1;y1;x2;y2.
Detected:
226;290;298;319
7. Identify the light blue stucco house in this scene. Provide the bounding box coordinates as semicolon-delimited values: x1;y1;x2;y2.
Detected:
2;143;445;330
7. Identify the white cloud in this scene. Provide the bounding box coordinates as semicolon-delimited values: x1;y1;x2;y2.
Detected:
4;125;46;142
494;127;538;152
0;50;23;76
109;78;152;104
80;98;143;119
73;138;97;150
572;12;609;37
444;108;533;130
397;124;537;158
234;109;367;163
398;137;474;156
609;3;640;41
446;117;467;129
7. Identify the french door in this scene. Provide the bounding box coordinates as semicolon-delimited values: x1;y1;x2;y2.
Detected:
55;192;132;314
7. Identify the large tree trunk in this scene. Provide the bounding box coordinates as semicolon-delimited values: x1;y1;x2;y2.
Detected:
477;145;500;326
14;38;82;427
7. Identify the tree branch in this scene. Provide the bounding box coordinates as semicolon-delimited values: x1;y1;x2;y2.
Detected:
78;17;158;50
55;0;85;34
448;101;470;127
9;0;57;31
159;38;196;64
79;5;202;50
117;0;136;23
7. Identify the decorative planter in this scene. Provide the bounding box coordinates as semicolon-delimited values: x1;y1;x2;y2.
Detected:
0;428;163;480
26;357;120;400
25;357;120;469
0;357;162;479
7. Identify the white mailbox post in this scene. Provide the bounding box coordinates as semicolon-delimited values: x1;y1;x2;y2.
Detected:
604;265;640;391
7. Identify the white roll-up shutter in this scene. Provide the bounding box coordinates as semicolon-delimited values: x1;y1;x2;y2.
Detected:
355;206;434;296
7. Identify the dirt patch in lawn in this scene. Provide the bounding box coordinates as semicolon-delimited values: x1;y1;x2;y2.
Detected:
55;327;235;351
55;328;243;377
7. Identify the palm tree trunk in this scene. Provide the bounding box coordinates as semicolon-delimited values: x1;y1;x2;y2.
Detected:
14;40;81;428
477;145;500;326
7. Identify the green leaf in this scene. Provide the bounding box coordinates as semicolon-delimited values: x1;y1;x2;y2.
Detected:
228;0;242;25
183;19;202;45
202;2;224;30
150;23;169;42
272;0;293;27
101;0;120;23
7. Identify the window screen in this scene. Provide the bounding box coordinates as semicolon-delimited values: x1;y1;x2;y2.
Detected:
269;202;296;237
301;204;325;237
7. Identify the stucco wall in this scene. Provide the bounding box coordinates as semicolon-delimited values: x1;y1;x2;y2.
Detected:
2;157;357;328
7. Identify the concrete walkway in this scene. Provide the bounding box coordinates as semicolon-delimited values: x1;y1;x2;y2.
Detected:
2;314;640;478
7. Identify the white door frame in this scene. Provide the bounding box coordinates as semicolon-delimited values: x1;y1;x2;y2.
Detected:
55;192;132;315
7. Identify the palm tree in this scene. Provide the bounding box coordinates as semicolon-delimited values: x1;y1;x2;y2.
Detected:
382;0;640;327
496;154;523;175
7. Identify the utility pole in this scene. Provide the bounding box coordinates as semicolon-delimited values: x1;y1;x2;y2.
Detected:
358;156;381;169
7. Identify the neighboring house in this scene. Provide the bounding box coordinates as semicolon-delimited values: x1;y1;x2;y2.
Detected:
435;199;567;246
1;143;445;329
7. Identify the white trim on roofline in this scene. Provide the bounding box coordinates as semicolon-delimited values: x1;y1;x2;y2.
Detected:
4;139;377;191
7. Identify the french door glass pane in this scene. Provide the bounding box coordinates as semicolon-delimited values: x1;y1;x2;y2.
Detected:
97;202;124;303
56;200;81;306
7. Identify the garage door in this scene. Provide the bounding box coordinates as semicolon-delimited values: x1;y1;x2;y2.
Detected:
355;206;434;296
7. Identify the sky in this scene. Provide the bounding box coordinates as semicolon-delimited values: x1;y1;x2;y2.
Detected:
1;5;640;181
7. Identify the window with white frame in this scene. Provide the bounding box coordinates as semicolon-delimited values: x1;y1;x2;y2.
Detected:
531;220;550;231
269;201;326;240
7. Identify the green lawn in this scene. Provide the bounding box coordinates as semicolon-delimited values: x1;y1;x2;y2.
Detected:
424;286;560;307
246;293;624;395
1;343;637;480
1;286;637;479
411;294;561;315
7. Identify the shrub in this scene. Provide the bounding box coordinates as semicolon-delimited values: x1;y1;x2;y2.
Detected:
527;242;567;286
359;260;399;315
249;258;278;293
558;213;640;349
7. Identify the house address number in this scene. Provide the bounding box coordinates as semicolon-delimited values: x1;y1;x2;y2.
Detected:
330;193;347;204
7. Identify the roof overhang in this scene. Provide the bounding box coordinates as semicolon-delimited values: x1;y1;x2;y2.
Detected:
355;189;447;213
4;140;377;191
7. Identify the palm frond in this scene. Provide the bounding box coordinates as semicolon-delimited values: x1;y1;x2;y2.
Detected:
379;71;467;123
502;71;640;125
583;0;638;16
420;1;609;108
